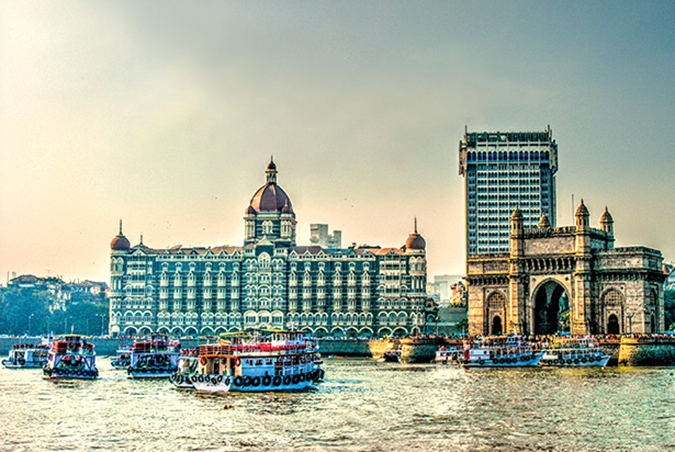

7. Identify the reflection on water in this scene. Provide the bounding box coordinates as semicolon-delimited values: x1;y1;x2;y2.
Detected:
1;358;674;451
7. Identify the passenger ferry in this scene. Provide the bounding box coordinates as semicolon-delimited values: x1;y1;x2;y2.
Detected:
179;329;323;392
127;333;181;378
169;348;200;390
110;345;132;370
462;336;543;368
434;347;464;364
43;335;98;380
2;338;51;369
540;336;611;367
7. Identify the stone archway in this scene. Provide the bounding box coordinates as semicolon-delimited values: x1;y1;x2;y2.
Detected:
491;316;503;335
607;314;620;334
532;280;570;335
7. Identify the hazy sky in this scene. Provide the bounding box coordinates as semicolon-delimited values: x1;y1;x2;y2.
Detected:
1;1;674;283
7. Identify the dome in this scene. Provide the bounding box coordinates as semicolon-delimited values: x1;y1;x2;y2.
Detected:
405;219;426;250
110;235;130;251
249;183;294;214
511;206;523;220
405;233;426;251
110;220;130;251
247;159;294;214
600;207;613;223
575;199;589;217
538;213;551;229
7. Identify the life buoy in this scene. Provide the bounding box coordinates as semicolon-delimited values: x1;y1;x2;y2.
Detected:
243;376;252;387
292;375;300;385
251;376;261;387
200;357;207;366
566;359;572;365
169;373;175;382
234;357;241;366
283;375;291;386
234;376;243;387
272;376;282;386
573;359;580;365
262;376;272;386
581;357;588;364
224;377;231;386
478;359;485;365
216;375;223;383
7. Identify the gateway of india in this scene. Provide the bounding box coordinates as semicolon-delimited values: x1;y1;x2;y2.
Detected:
109;159;429;337
466;203;666;336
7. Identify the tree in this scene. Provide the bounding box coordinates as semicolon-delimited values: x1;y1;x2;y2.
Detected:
665;289;675;332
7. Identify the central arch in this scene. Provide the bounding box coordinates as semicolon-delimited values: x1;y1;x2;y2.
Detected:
532;280;570;335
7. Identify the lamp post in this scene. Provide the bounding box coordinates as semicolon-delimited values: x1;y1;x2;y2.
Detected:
63;316;70;334
28;314;34;336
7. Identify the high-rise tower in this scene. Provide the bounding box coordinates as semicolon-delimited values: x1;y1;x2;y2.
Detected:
459;127;558;255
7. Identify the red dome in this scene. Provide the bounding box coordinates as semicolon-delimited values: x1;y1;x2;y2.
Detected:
249;183;294;214
405;233;426;251
110;234;130;251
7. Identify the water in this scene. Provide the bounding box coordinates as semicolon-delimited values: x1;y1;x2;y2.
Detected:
1;358;674;452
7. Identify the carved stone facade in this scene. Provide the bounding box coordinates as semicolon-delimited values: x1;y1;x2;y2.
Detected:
466;201;666;336
109;160;428;338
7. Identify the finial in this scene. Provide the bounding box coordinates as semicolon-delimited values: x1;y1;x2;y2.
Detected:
414;217;418;234
119;219;123;235
140;233;144;245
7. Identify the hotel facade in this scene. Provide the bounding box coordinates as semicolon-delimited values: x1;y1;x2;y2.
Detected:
109;160;429;338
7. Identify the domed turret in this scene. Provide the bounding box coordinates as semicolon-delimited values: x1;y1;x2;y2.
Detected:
600;206;613;224
405;219;426;251
511;206;523;221
575;199;589;217
110;220;130;251
538;213;551;229
248;157;294;214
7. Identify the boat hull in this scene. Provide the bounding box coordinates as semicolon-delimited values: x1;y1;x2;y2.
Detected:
43;368;98;380
540;353;610;367
191;374;232;393
230;372;320;392
463;352;544;368
2;360;45;369
127;368;176;379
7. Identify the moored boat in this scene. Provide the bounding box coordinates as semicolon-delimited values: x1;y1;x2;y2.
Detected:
2;338;51;369
462;336;543;368
540;336;610;367
434;347;464;364
110;345;132;370
169;348;200;390
127;333;181;379
43;335;98;380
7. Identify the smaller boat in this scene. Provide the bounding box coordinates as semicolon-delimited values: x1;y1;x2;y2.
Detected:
462;336;543;368
43;335;98;380
540;336;611;367
381;348;401;363
2;338;51;369
169;349;200;390
190;350;233;394
110;345;132;370
127;333;181;379
434;347;464;364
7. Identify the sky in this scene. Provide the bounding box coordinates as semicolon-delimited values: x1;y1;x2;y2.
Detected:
1;1;674;284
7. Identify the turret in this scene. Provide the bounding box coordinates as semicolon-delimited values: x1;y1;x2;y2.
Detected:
600;207;615;250
510;206;524;258
538;213;551;229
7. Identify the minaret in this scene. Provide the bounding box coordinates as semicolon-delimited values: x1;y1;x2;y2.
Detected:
508;207;526;334
573;199;591;335
600;207;615;250
266;156;277;184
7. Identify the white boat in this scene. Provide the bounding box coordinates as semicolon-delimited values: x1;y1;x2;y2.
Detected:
110;345;131;370
181;329;324;393
540;336;611;367
169;349;200;390
434;347;464;364
127;333;181;379
43;335;98;380
2;338;51;369
462;336;543;368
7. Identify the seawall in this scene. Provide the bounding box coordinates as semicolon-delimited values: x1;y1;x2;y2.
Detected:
618;337;675;366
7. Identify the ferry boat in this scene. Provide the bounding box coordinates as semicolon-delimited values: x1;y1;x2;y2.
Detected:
110;345;132;370
182;329;324;392
127;333;181;378
169;348;200;390
2;338;51;369
434;347;464;364
462;336;543;368
540;336;611;367
43;335;98;379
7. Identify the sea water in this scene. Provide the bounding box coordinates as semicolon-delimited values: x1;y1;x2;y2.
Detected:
1;357;674;451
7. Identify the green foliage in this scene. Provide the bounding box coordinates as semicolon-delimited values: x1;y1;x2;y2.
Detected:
0;287;108;336
454;318;469;334
665;289;675;331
